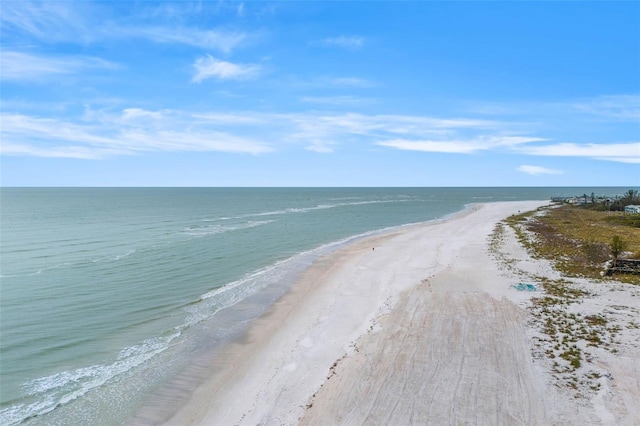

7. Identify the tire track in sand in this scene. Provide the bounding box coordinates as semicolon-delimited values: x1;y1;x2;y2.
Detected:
301;277;549;426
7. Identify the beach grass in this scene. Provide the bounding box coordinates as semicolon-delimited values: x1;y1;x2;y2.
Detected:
506;205;640;284
498;204;640;399
526;275;626;395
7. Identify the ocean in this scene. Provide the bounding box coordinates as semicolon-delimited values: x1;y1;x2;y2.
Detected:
0;187;628;425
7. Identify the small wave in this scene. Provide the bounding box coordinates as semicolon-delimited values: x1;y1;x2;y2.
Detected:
180;239;364;331
182;266;284;329
182;220;274;237
0;262;73;278
91;249;137;263
192;204;470;323
0;333;180;426
191;223;408;319
198;199;415;224
253;199;413;217
3;248;140;277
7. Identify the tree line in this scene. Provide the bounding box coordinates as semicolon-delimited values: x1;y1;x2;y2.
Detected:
585;189;639;212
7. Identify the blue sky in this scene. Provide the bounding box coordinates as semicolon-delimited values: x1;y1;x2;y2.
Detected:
1;1;639;186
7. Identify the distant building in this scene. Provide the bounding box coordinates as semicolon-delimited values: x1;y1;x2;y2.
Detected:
624;205;640;214
551;196;579;204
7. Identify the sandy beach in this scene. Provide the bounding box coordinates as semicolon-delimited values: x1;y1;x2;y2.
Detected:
163;201;640;426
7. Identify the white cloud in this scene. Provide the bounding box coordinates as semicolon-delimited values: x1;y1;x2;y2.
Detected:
2;113;124;146
121;27;249;52
328;77;373;87
464;94;640;133
121;108;165;121
1;1;251;53
0;1;92;43
521;142;640;163
0;112;272;159
377;136;546;154
1;109;503;158
376;131;639;164
1;142;130;159
119;129;271;154
321;113;499;135
300;96;373;106
5;107;636;166
190;113;267;125
517;165;563;176
320;36;365;49
378;139;477;154
0;51;120;81
595;157;640;164
192;55;261;82
287;75;375;89
305;142;335;154
281;113;503;153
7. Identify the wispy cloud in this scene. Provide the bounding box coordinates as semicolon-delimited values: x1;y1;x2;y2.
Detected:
291;76;375;89
517;165;563;176
465;94;640;125
520;142;640;163
0;51;120;81
118;27;249;53
192;55;261;82
0;111;272;159
377;132;640;163
1;142;131;160
4;107;636;164
2;1;252;53
572;94;640;121
0;1;92;43
300;96;374;106
283;113;503;153
319;36;365;50
0;109;504;158
328;77;374;88
377;136;546;154
237;2;245;17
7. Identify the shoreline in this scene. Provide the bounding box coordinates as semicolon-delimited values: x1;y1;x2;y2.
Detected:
125;203;482;425
156;200;554;425
128;199;640;425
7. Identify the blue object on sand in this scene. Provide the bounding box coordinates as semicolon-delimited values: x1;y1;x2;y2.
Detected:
510;283;538;291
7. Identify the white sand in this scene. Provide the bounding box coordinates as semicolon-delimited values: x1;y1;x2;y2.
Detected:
164;201;640;425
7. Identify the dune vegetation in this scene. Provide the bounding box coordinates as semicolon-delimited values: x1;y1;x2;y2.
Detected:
506;204;640;284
